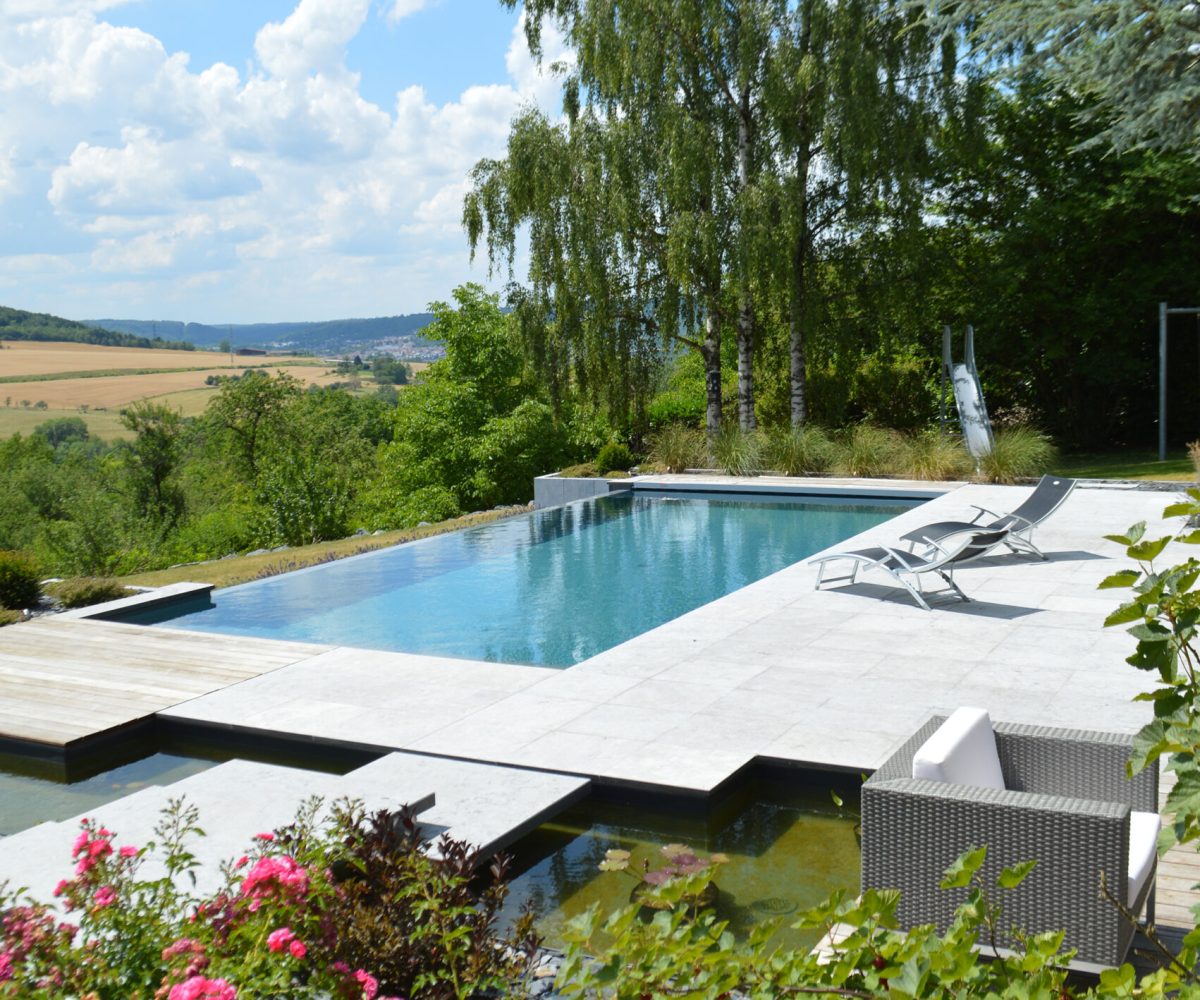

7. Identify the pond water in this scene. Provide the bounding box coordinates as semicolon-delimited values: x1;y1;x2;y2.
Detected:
498;790;860;951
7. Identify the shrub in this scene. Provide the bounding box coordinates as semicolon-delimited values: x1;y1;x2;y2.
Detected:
558;462;598;478
1188;439;1200;480
394;485;462;527
0;608;22;627
0;798;538;1000
850;347;936;430
648;425;707;473
595;442;635;476
710;427;764;476
831;424;904;478
646;390;705;430
763;426;834;476
899;429;972;481
46;577;134;609
0;550;41;609
976;426;1057;484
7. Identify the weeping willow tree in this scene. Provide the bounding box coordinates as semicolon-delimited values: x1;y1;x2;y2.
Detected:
467;0;954;435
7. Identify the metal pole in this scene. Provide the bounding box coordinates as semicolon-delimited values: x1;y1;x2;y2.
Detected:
1159;301;1168;462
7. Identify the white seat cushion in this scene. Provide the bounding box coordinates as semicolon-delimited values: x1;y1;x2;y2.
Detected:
1128;810;1161;905
912;707;1006;790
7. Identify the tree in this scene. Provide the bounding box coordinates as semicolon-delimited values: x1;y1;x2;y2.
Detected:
472;0;950;434
206;370;302;482
935;0;1200;159
119;401;185;529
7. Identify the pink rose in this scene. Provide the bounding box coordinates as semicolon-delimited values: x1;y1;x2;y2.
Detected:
288;938;307;960
355;969;379;999
119;845;138;858
254;832;274;842
52;879;71;897
168;975;237;1000
93;885;117;908
266;927;295;953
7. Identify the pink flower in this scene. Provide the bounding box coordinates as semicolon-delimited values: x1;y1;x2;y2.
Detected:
87;839;112;860
240;856;309;904
355;969;379;999
0;951;12;983
266;927;295;953
288;938;307;960
163;937;204;961
92;886;117;909
254;832;274;842
234;856;249;869
71;829;90;857
168;976;237;1000
52;879;71;897
119;845;138;858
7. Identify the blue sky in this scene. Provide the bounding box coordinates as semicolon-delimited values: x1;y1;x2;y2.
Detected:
0;1;564;323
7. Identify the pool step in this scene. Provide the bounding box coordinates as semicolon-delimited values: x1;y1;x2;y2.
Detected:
0;753;589;905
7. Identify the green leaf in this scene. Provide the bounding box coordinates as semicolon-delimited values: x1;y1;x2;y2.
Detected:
1098;570;1140;589
1128;536;1170;562
1129;719;1173;773
1163;502;1199;518
997;859;1038;889
940;846;987;889
1104;602;1146;627
1179;530;1200;545
1129;621;1173;642
830;790;843;808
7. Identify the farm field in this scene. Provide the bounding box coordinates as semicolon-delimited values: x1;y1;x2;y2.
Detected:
0;340;323;377
0;405;129;440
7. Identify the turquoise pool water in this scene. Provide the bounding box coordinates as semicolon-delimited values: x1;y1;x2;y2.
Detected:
144;490;917;668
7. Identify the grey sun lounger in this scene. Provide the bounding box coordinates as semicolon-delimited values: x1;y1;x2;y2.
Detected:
810;527;1010;610
900;474;1076;561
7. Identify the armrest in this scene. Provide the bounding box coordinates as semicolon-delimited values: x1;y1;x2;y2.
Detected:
995;723;1157;812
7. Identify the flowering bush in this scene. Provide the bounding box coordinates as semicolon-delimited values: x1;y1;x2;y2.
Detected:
0;797;537;999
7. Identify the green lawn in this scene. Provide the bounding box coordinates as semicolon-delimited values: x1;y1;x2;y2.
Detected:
1053;450;1197;482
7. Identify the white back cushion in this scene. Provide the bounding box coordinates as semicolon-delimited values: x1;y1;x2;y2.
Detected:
912;707;1006;790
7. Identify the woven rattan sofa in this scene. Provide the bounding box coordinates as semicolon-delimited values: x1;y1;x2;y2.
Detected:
861;710;1159;970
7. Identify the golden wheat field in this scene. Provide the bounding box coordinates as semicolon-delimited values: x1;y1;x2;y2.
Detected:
0;340;324;377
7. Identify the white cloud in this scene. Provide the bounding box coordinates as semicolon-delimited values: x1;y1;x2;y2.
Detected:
0;1;573;321
386;0;431;24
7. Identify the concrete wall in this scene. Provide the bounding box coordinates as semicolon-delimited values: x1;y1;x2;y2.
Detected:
533;475;633;509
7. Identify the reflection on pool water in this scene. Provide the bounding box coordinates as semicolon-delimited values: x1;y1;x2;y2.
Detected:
499;791;860;951
0;753;217;837
136;491;918;668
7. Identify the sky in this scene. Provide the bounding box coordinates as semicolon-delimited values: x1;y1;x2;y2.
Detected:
0;0;570;323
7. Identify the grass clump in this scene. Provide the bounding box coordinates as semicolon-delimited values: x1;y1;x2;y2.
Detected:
0;609;23;627
595;442;635;475
977;426;1057;483
710;427;764;476
558;462;598;478
763;426;834;476
648;425;707;473
900;430;972;481
832;424;904;478
1189;440;1200;481
0;551;41;610
46;577;135;609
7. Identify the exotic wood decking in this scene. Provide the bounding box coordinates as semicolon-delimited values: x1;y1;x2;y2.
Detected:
0;617;329;749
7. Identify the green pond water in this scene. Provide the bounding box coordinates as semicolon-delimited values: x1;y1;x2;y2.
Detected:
499;793;861;951
0;753;218;837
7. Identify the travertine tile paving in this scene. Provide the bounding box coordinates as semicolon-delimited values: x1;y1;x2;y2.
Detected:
148;480;1180;792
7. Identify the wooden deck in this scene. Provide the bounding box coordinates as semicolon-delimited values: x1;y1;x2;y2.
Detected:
0;618;328;749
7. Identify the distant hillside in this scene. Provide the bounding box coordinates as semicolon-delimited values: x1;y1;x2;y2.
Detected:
0;306;194;351
84;313;441;359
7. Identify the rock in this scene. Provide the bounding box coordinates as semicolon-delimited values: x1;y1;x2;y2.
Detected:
247;548;270;556
528;979;554;997
372;529;386;535
220;553;238;560
270;545;289;552
417;521;431;527
354;528;368;536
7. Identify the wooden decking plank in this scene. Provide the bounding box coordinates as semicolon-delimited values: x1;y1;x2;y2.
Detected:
0;615;326;749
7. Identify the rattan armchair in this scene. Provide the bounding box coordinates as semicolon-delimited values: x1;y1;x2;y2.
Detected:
861;715;1159;970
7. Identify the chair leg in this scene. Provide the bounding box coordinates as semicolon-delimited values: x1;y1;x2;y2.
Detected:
880;566;932;611
936;570;970;603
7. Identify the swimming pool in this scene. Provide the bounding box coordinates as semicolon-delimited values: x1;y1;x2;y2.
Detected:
140;490;918;668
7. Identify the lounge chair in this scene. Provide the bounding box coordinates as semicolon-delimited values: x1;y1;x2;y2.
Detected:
861;708;1159;970
900;474;1076;560
810;527;1009;610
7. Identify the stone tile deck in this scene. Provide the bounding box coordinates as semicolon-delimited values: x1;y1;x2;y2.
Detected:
157;480;1178;792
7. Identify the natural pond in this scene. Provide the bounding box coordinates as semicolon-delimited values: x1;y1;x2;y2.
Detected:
498;786;861;951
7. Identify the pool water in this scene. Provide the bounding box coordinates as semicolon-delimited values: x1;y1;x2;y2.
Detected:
498;794;860;951
144;491;916;668
0;753;217;837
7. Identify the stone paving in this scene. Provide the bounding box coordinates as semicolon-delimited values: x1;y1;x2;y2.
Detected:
154;478;1182;794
